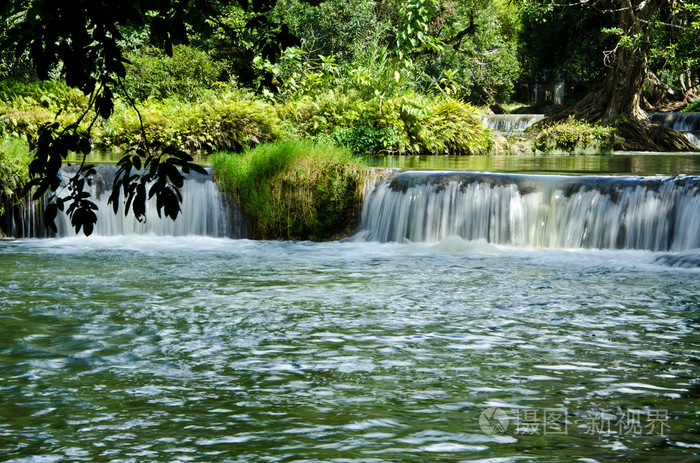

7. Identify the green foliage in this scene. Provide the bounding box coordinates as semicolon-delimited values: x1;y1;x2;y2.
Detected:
275;0;380;64
0;80;91;143
279;92;492;155
2;0;289;236
682;100;700;113
421;98;494;155
122;45;227;101
645;0;700;91
96;91;282;152
212;140;367;240
519;0;615;88
320;126;404;156
202;1;302;88
415;0;522;103
520;0;700;98
0;79;87;112
262;0;521;105
394;0;444;66
0;137;32;215
531;117;615;154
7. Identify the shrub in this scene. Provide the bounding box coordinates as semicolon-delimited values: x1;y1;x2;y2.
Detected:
682;99;700;113
419;97;493;155
278;91;492;155
531;116;615;154
0;80;90;143
96;92;282;152
122;45;226;101
0;79;87;111
319;125;403;155
212;140;367;240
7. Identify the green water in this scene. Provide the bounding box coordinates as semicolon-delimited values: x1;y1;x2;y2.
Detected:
1;236;699;461
368;153;700;175
70;152;700;176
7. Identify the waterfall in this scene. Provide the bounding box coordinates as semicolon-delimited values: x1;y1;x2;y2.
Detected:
357;171;700;251
14;165;245;238
649;113;700;148
481;114;545;136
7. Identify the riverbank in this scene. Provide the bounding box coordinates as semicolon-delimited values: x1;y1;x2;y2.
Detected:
0;79;492;157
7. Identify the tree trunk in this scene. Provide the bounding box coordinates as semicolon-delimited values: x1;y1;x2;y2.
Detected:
549;0;698;151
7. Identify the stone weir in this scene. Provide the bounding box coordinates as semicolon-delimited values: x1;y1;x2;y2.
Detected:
356;170;700;251
5;165;247;238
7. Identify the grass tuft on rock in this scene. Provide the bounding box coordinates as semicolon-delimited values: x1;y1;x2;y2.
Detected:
212;140;368;240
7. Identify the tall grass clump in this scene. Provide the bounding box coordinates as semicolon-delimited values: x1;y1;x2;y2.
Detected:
212;140;368;240
0;137;32;216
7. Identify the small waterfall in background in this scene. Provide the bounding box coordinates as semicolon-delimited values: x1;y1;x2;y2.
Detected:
649;113;700;148
481;114;545;136
357;171;700;251
14;165;246;238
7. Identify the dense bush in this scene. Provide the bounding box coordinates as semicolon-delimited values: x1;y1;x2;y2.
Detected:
122;45;226;101
0;76;494;157
531;117;615;154
95;91;282;152
278;92;492;155
212;140;367;240
0;79;87;111
0;80;90;143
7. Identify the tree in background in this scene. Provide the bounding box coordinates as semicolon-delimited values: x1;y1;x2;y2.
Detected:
426;0;522;104
520;0;700;150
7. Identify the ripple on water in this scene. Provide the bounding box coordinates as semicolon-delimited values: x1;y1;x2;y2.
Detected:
0;237;698;461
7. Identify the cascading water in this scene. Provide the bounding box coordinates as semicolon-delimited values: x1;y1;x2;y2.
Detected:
649;112;700;148
14;165;245;238
356;170;700;251
481;114;545;136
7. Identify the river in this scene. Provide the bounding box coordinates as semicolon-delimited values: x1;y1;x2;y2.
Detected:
1;155;699;461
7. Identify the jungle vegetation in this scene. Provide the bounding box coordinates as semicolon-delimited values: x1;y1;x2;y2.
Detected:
0;0;698;234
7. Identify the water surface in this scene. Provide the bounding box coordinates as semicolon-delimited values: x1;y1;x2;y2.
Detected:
368;153;700;176
1;236;698;461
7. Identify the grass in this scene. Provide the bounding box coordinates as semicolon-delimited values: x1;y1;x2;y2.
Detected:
212;140;368;240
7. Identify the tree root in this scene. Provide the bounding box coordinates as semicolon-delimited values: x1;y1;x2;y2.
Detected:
542;94;698;152
611;118;698;152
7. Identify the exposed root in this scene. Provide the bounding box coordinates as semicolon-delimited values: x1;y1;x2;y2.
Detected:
611;118;698;152
542;88;698;152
